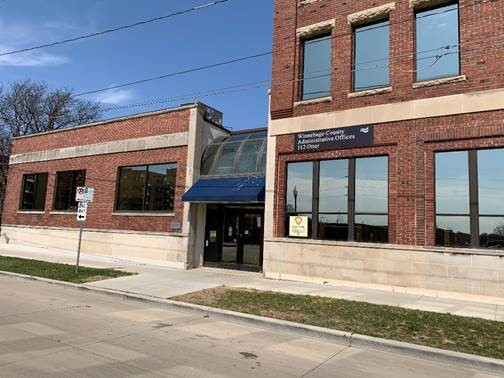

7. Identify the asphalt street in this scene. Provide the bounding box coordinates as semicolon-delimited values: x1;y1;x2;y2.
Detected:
0;275;499;378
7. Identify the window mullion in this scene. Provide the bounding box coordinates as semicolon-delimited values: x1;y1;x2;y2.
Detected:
348;159;356;241
468;150;480;248
312;161;320;239
143;166;149;211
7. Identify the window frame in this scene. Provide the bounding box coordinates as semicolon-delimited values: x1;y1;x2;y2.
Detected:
19;172;49;212
114;162;177;213
414;1;461;83
351;18;391;92
299;33;332;101
435;148;504;249
284;155;389;243
52;169;86;212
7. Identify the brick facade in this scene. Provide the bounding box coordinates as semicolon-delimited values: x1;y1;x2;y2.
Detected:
271;0;504;119
273;110;504;245
12;110;189;154
3;109;193;234
270;0;504;247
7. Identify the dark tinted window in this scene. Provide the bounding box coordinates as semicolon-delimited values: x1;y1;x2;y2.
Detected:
355;156;388;214
319;159;348;213
478;149;504;215
318;160;349;241
353;20;390;91
436;151;469;214
435;151;470;247
286;162;313;213
20;173;48;211
302;35;331;100
116;163;176;212
284;157;389;243
145;164;177;212
54;170;86;211
478;149;504;249
355;157;388;243
415;3;460;81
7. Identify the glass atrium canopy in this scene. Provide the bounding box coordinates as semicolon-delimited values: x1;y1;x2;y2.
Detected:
200;131;267;177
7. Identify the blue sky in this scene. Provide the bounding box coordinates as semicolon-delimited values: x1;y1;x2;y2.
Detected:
0;0;273;131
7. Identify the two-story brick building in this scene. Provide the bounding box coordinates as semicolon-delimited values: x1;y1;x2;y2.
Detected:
1;103;268;271
263;0;504;297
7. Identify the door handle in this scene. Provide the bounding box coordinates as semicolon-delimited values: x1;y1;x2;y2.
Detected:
205;240;209;247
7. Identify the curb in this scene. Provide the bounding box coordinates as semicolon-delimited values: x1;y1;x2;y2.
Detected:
1;270;504;375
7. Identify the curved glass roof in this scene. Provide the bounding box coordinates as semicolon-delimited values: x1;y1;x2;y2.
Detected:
201;131;267;177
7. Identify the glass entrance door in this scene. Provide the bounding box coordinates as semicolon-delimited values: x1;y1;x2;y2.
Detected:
222;212;239;264
204;206;263;271
240;212;262;266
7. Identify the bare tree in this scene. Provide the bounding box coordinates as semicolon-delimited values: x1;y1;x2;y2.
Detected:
494;222;504;238
0;80;101;211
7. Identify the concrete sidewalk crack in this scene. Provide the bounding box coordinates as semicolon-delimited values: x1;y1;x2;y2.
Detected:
299;346;351;378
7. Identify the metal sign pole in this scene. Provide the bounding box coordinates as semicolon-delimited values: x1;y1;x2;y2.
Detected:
75;187;94;274
75;220;84;274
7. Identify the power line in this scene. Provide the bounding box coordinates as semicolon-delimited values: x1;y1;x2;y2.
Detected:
74;51;271;97
99;36;504;113
0;0;230;58
73;0;495;98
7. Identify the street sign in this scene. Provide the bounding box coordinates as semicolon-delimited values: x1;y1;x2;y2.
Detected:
75;187;95;203
74;194;92;274
77;202;88;222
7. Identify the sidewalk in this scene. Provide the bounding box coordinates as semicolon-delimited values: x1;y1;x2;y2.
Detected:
0;243;503;322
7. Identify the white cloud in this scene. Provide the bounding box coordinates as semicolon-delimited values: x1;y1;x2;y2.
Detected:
0;18;70;68
0;45;69;67
92;88;135;105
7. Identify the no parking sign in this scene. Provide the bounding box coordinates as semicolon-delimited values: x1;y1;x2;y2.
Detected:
75;187;95;203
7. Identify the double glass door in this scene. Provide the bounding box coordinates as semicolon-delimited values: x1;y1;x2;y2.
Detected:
205;207;263;271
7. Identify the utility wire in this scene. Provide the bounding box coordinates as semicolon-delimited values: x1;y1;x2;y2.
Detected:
73;0;496;98
99;37;504;113
74;51;272;97
91;32;504;111
0;0;230;58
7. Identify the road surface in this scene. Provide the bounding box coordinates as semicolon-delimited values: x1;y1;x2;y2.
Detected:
0;275;499;377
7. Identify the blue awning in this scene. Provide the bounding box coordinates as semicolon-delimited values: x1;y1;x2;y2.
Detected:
182;176;265;203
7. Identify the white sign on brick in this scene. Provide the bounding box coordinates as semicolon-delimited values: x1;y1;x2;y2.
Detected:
75;187;95;203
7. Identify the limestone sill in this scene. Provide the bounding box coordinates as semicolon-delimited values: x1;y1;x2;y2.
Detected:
413;75;466;89
298;0;320;6
294;96;333;107
16;211;45;215
348;86;392;98
112;212;175;217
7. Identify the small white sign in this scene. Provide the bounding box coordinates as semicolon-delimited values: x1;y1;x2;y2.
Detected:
76;187;95;203
77;202;88;222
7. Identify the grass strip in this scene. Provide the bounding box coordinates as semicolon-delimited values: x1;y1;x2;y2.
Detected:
0;255;133;283
173;286;504;360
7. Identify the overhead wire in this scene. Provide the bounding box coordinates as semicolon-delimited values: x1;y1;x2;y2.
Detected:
98;34;504;113
0;0;230;59
72;0;496;97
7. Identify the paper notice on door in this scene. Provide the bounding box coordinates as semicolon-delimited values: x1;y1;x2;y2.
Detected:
209;230;217;242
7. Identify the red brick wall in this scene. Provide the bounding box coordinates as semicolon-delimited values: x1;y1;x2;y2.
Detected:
3;147;187;233
4;108;193;233
12;110;190;154
274;110;504;245
271;0;504;119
